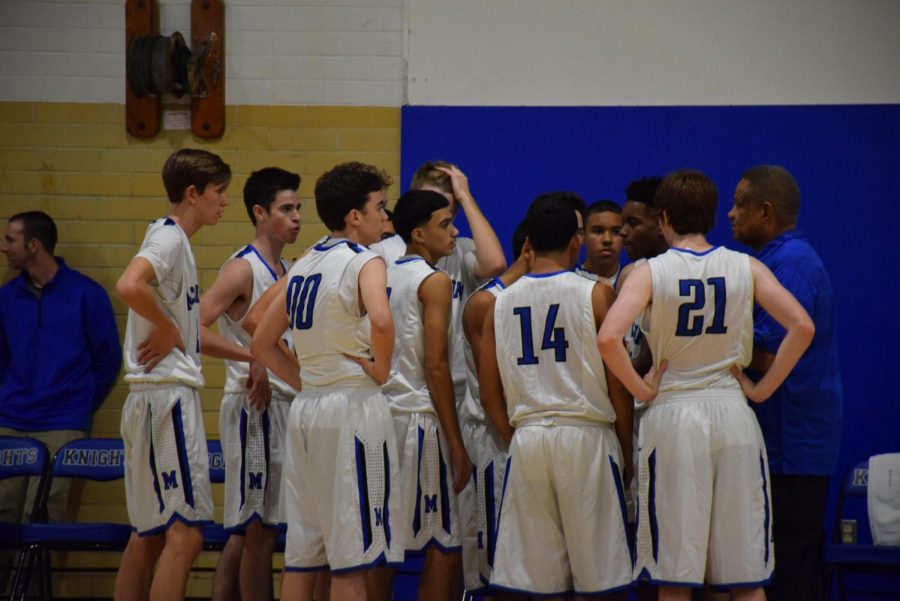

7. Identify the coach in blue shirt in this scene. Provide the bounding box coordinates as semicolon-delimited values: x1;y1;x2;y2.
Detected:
0;211;121;524
729;165;843;601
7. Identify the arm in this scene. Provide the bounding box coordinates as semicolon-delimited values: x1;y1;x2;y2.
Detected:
731;258;815;402
200;258;272;409
357;258;394;385
250;288;302;392
199;258;254;362
593;283;634;487
462;290;492;375
597;263;666;402
478;303;515;445
439;166;506;279
421;273;472;493
85;285;122;411
115;257;184;372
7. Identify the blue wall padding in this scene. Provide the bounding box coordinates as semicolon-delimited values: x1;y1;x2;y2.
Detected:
400;104;900;526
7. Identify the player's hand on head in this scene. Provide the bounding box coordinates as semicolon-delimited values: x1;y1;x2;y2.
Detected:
247;360;273;410
137;321;185;372
435;165;471;203
730;364;766;403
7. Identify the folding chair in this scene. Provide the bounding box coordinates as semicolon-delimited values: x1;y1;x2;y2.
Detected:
823;459;900;599
202;439;229;551
12;438;131;601
0;436;50;601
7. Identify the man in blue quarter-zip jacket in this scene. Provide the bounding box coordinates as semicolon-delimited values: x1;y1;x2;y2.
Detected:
0;210;121;525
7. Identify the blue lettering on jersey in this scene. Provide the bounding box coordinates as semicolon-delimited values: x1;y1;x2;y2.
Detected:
286;273;322;330
186;284;200;311
162;470;179;490
424;494;438;514
248;472;263;490
675;277;728;336
452;280;464;300
513;304;569;365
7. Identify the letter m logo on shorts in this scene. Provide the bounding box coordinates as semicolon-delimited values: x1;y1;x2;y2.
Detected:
249;471;263;490
424;494;438;514
162;470;179;490
374;507;383;527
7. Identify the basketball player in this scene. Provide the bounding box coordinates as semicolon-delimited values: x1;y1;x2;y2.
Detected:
480;194;634;598
575;199;624;286
198;167;301;601
458;220;531;595
251;162;402;601
598;169;814;601
114;149;231;601
375;189;472;601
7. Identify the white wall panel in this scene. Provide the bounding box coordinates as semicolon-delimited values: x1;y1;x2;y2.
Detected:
0;0;405;105
407;0;900;106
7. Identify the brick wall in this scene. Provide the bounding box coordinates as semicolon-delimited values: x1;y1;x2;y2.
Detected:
0;100;400;597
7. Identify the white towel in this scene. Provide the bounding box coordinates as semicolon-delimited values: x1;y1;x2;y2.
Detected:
867;453;900;546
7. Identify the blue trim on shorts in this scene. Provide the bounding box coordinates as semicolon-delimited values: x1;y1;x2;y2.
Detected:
284;564;329;573
488;583;572;598
708;575;773;592
437;435;452;535
262;408;271;494
137;513;213;537
647;449;659;562
354;436;373;552
226;512;281;534
148;404;165;513
609;454;635;566
644;577;704;589
381;441;392;548
759;451;771;565
493;455;512;566
329;551;388;575
239;408;248;510
171;399;195;508
484;460;497;568
574;581;634;596
412;426;425;537
404;539;462;558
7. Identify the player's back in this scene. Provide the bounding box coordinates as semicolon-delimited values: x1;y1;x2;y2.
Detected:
493;270;614;426
383;256;442;413
286;237;377;387
459;277;504;424
645;246;753;393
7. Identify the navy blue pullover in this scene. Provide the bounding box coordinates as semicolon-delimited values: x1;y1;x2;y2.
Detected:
0;259;121;431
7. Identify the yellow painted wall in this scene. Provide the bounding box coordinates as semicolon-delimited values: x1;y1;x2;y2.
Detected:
0;100;400;598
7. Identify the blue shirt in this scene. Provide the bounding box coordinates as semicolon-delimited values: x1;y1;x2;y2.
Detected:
0;259;121;432
751;229;843;475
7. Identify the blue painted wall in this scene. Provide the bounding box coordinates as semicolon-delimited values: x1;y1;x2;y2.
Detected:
401;104;900;531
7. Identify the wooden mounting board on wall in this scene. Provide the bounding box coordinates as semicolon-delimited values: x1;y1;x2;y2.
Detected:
125;0;160;138
191;0;225;139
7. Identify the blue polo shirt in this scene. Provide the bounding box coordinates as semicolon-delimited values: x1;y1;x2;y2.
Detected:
751;229;843;475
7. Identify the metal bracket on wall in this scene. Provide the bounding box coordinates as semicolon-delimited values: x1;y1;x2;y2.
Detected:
125;0;225;139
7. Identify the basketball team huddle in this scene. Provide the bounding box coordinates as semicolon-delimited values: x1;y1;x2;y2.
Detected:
114;149;814;601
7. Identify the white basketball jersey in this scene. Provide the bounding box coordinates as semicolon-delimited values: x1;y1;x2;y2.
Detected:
286;237;380;387
383;256;445;414
124;218;203;388
574;263;620;289
369;234;406;265
644;247;753;393
436;237;484;403
218;244;295;397
493;271;615;426
624;258;647;361
459;277;505;424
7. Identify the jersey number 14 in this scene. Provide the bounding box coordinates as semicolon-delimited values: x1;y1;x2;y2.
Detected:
513;304;569;365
